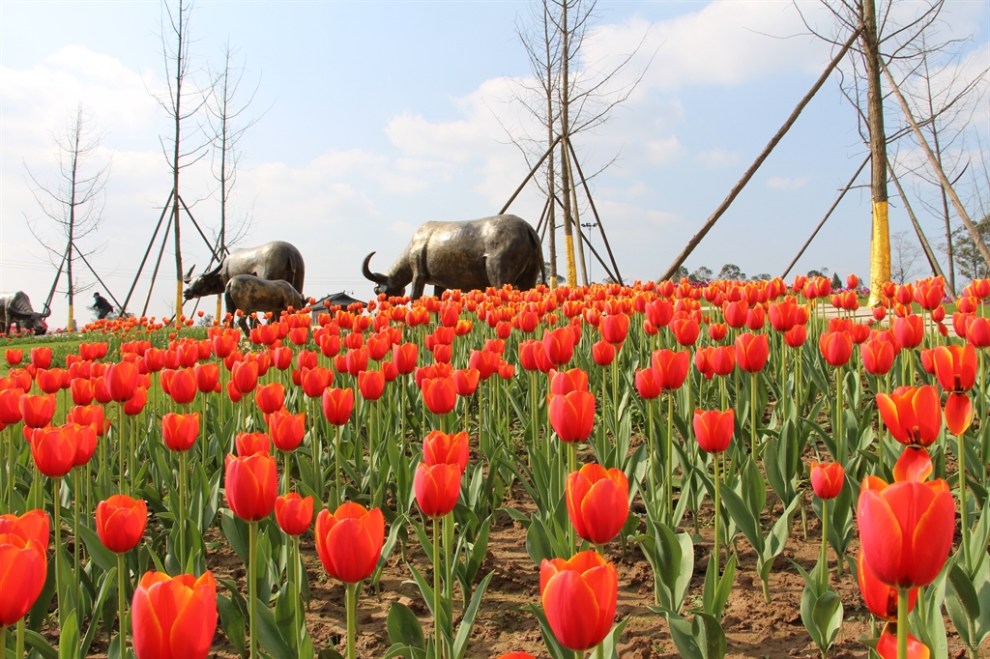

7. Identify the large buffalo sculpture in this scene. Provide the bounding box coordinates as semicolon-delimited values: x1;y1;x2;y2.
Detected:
0;291;50;336
362;214;545;299
224;275;306;336
183;241;305;302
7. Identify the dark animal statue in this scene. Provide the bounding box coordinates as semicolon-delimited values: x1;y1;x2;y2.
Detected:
224;275;307;336
183;241;305;302
0;292;50;336
362;214;545;299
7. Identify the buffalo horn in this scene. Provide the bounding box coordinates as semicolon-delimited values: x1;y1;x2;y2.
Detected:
361;252;387;284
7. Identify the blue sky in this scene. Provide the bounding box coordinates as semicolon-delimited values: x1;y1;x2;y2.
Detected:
1;1;988;328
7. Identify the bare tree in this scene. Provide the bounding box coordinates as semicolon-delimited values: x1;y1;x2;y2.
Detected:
156;0;210;320
890;229;924;282
514;0;646;285
24;104;109;330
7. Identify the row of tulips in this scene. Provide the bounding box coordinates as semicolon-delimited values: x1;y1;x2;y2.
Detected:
0;273;988;658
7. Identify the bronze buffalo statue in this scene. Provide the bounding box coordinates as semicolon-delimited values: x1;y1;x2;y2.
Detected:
0;291;50;335
183;241;305;302
224;275;306;336
362;214;545;299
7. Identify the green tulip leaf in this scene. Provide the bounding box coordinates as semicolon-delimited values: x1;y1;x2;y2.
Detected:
386;601;425;649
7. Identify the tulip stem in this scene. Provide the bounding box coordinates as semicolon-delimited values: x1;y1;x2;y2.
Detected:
443;512;453;652
53;477;65;627
15;619;24;658
820;498;829;586
665;392;674;525
117;552;127;655
646;402;656;509
345;581;358;659
897;588;908;659
334;424;342;509
834;367;844;463
178;451;187;572
713;452;722;576
957;431;971;568
5;426;14;511
750;372;758;459
249;519;258;659
292;535;303;648
432;515;443;659
73;470;82;611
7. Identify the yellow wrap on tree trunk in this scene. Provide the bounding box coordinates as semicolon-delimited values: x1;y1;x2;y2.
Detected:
869;199;890;307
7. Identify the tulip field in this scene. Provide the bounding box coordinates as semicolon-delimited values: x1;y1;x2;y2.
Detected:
2;274;990;659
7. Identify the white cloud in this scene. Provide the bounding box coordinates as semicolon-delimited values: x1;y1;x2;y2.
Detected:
767;176;809;190
696;148;739;167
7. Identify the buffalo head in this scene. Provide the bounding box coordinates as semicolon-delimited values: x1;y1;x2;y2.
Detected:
183;266;224;300
362;252;405;297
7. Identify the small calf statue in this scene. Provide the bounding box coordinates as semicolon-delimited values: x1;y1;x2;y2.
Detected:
224;275;306;336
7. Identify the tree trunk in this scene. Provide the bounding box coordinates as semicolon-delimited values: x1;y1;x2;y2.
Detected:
862;0;891;302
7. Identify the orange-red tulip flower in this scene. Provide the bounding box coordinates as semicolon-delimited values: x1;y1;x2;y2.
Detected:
549;368;589;394
413;462;462;518
275;492;314;536
315;502;385;584
734;332;769;373
104;360;139;402
693;409;734;454
165;368;198;405
95;494;148;553
857;474;954;589
299;366;333;398
861;337;897;376
131;570;218;659
496;653;537;659
30;347;52;370
542;326;576;365
0;517;48;626
422;430;469;473
4;349;23;366
194;363;221;394
267;410;306;452
67;422;98;468
931;344;977;393
876;385;941;447
29;425;76;478
591;340;616;367
809;461;844;500
548;389;596;443
421;376;457;415
857;550;917;621
357;370;386;402
453;368;480;397
565;463;629;545
230;360;260;394
123;386;148;416
539;550;618;651
19;393;55;428
254;382;285;414
634;367;662;399
224;452;278;522
651;349;690;390
818;330;853;367
599;313;630;345
876;622;931;659
783;324;807;348
944;392;974;436
162;412;200;452
70;377;94;406
321;387;355;426
892;314;925;350
235;431;271;456
0;389;22;426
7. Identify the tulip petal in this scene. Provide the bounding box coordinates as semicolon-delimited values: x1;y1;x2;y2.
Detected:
857;488;904;587
541;570;602;651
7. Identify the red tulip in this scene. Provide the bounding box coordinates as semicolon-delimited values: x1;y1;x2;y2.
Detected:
267;410;306;452
0;511;49;626
453;368;480;397
421;376;457;415
104;360;139;402
4;349;23;366
861;337;896;376
549;368;589;394
29;426;76;478
235;431;271;456
70;377;94;406
123;386;148;416
565;463;629;544
735;332;769;373
95;494;148;553
966;316;990;347
669;314;700;346
783;324;807;348
422;430;469;473
254;382;285;414
19;393;56;428
809;461;844;500
651;349;690;390
693;409;734;454
275;492;314;536
876;385;941;447
66;422;98;467
599;313;629;344
634;367;662;399
357;369;386;401
224;452;278;522
35;368;67;395
194;363;221;393
299;366;333;398
392;342;419;374
468;349;501;380
162;412;200;452
875;622;930;659
166;368;198;405
542;326;576;365
857;550;916;621
892;314;925;350
131;571;218;659
496;653;536;659
231;360;260;394
931;344;977;393
591;340;616;366
30;346;52;370
539;550;617;651
548;390;596;443
413;462;462;518
321;387;355;426
314;502;385;583
857;474;954;588
0;389;22;426
944;392;974;436
818;329;853;367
